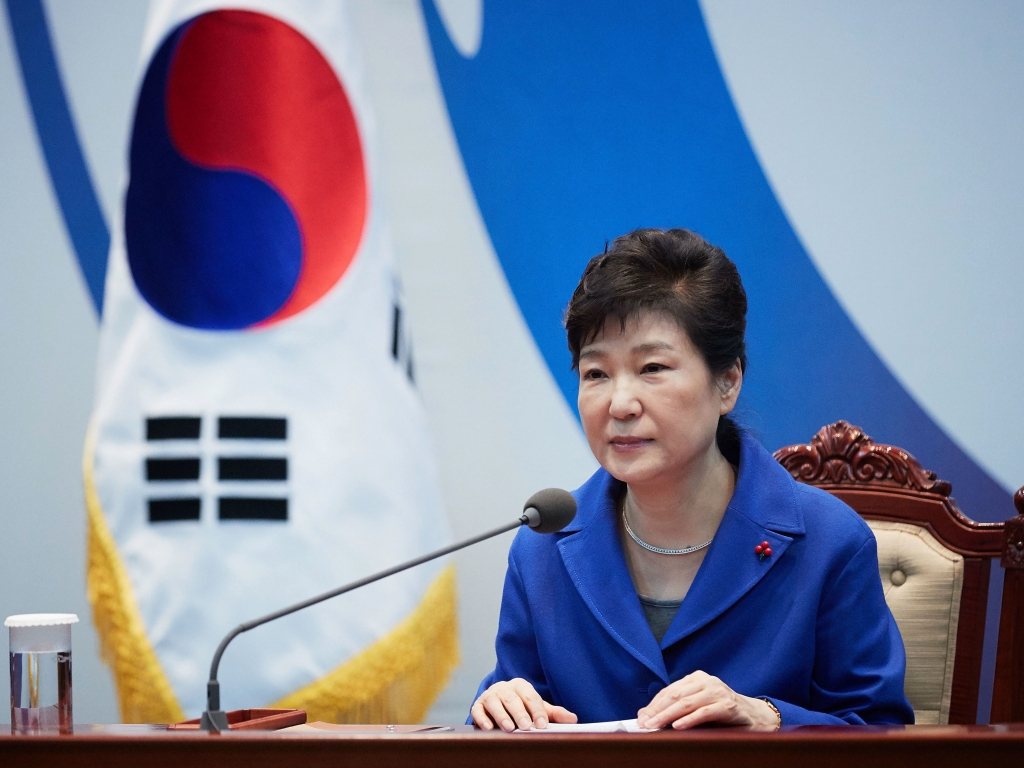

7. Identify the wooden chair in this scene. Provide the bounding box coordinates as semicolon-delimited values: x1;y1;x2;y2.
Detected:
773;421;1024;724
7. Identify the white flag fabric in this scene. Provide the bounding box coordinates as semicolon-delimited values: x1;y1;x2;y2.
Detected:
85;0;455;723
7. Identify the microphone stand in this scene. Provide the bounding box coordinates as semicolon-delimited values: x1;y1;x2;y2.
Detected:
199;511;538;731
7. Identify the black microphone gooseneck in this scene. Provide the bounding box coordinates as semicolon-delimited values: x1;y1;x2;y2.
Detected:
199;488;576;732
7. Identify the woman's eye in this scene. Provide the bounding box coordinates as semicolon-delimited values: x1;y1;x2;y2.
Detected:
582;369;606;380
641;363;667;374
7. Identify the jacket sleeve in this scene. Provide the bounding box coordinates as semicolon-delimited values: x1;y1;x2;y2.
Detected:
765;534;915;725
466;549;552;723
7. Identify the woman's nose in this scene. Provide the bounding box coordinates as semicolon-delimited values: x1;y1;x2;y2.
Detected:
608;378;641;420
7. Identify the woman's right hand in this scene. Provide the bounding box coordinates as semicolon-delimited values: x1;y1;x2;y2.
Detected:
470;678;578;731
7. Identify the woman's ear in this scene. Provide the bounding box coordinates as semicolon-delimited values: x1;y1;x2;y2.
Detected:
717;359;743;415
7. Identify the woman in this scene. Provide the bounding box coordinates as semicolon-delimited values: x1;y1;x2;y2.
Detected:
470;229;913;731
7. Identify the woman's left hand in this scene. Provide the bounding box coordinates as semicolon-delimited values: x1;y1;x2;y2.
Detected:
637;670;779;731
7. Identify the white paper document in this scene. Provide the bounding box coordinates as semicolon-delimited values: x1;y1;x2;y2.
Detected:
518;719;659;733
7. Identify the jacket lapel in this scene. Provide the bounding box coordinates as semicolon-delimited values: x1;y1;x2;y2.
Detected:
558;472;669;682
659;433;805;649
558;433;806;675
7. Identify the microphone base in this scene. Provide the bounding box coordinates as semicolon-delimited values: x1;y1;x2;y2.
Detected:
199;709;230;733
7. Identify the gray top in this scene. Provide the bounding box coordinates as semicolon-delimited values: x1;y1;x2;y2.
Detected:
637;594;683;644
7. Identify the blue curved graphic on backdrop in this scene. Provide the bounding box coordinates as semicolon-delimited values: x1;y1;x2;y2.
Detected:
421;0;1010;521
126;22;302;330
4;0;109;315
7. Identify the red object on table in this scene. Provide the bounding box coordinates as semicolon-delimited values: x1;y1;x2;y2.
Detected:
166;708;306;731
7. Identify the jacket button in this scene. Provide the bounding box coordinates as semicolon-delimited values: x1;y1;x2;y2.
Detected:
647;681;664;698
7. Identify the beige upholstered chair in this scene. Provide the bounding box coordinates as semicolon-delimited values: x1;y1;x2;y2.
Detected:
774;421;1024;724
867;520;963;723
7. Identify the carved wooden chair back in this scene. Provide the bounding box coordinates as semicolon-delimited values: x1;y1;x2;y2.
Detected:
774;421;1024;724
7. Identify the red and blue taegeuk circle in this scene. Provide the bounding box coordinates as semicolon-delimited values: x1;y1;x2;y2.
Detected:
125;10;367;330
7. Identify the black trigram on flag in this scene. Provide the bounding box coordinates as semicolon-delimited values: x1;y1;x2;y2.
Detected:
145;416;288;522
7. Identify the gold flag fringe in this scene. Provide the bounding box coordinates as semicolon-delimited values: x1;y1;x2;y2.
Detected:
84;426;185;723
272;565;459;723
84;426;460;724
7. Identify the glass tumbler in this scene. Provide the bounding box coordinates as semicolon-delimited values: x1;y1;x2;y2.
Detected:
6;614;78;734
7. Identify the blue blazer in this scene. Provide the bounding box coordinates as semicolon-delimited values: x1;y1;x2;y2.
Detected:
474;432;914;726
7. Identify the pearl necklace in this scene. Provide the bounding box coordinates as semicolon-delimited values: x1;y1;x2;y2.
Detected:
621;509;714;556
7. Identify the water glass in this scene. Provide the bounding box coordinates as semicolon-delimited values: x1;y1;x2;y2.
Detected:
6;614;78;735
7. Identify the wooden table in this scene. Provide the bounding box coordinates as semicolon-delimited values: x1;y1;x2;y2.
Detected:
3;723;1023;767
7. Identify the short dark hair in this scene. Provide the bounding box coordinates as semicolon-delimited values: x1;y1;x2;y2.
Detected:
564;228;748;460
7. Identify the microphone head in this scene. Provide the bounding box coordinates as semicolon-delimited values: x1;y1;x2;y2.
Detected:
523;488;577;534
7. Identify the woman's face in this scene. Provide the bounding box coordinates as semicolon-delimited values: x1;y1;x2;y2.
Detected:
577;311;742;488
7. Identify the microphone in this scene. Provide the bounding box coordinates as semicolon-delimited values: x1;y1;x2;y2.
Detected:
199;488;577;731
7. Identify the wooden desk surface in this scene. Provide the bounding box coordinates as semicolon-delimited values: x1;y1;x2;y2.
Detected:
2;723;1023;768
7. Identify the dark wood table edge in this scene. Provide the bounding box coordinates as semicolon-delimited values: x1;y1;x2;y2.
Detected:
5;724;1024;768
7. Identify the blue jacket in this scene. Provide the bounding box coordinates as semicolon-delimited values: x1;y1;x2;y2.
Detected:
474;432;914;725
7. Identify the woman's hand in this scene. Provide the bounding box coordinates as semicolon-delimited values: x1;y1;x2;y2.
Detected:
471;678;578;732
637;670;779;731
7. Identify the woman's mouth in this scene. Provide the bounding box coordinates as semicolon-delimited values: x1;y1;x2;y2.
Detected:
609;436;652;452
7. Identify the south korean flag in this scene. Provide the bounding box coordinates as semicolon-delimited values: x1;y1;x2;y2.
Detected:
86;0;455;723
